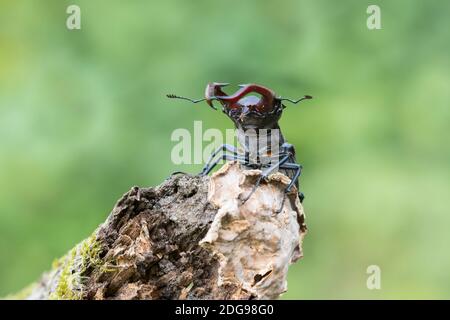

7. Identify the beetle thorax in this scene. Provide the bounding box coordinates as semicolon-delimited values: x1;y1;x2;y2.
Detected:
236;126;285;165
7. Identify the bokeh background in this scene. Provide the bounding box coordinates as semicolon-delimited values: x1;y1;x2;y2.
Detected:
1;0;449;299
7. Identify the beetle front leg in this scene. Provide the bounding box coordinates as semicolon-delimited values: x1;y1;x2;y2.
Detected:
281;163;303;194
275;162;303;213
199;144;239;175
200;153;246;176
240;153;292;204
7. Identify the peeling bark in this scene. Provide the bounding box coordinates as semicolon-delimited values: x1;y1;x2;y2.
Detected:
17;162;307;300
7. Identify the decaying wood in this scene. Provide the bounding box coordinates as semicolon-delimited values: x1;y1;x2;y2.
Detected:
14;162;307;300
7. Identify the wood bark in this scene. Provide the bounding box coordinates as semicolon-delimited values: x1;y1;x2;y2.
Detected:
13;162;307;300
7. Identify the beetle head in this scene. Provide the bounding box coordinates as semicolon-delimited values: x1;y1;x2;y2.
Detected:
210;83;284;130
167;83;312;130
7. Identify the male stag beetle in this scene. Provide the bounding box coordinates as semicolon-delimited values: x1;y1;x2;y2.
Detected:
167;83;312;211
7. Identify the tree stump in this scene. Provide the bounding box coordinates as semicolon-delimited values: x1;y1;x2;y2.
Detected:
11;162;307;300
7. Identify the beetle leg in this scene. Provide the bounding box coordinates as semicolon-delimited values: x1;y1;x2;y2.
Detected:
259;153;291;176
200;153;247;176
199;144;239;175
274;162;303;213
240;153;291;204
164;171;189;182
281;163;303;193
239;174;264;204
275;192;287;214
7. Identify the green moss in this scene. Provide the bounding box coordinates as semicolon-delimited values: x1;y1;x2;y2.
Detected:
50;232;103;300
78;233;103;273
50;248;79;300
4;231;110;300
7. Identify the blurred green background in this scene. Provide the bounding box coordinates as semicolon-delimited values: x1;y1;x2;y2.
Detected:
1;0;449;299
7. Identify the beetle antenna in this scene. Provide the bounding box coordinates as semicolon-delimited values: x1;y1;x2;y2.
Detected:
279;95;313;104
166;94;206;104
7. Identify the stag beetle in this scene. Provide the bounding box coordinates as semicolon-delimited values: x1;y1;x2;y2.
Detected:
167;83;312;211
